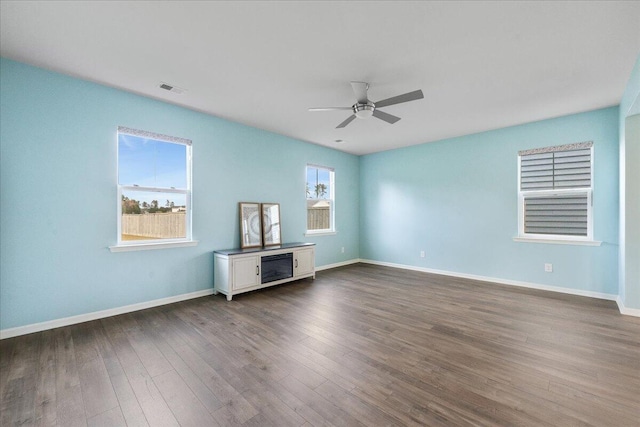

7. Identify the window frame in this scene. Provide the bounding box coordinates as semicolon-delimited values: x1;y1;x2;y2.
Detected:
110;127;195;252
516;142;598;245
305;164;336;235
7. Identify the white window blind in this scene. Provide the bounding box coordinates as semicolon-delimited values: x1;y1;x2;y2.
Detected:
518;142;593;239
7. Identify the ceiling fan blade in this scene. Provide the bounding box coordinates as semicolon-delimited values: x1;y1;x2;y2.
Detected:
350;81;369;104
308;107;353;111
374;89;424;108
372;109;401;124
336;115;357;128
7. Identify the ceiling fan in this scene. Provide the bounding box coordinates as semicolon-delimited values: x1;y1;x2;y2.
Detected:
309;81;424;128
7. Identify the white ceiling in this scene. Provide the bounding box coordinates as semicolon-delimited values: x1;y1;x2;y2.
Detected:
1;1;639;155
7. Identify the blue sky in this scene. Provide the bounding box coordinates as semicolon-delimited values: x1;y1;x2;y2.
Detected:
119;133;187;206
306;166;331;199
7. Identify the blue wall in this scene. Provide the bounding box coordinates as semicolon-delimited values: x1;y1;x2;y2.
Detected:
0;58;360;330
0;56;629;332
360;107;619;295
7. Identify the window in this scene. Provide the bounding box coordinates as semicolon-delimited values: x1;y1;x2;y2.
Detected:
306;165;335;234
517;142;594;242
115;127;193;248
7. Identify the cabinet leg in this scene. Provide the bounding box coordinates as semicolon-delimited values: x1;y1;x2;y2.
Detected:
213;289;218;295
226;294;233;301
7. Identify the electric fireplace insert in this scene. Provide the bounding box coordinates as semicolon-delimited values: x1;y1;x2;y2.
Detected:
261;252;293;284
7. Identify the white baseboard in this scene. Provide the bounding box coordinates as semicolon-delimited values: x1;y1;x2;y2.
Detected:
0;288;214;340
616;296;640;317
316;258;360;272
0;258;359;339
3;258;635;339
1;258;359;339
359;258;619;303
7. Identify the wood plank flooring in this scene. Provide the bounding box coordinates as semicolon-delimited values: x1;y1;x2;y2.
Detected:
1;263;639;426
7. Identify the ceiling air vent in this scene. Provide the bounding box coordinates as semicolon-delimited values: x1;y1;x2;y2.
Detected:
159;82;186;94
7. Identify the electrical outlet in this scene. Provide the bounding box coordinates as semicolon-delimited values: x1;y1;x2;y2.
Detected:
544;263;553;273
341;247;345;253
420;251;425;258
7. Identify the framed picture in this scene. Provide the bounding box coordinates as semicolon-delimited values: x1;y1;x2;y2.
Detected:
239;202;262;248
262;203;282;246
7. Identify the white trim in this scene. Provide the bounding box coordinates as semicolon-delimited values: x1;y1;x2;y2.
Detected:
315;258;360;271
359;259;617;302
304;231;337;237
518;145;594;240
109;240;199;252
306;164;335;235
0;288;214;340
117;128;193;246
616;297;640;317
121;185;188;194
518;189;594;240
306;163;335;172
513;237;602;246
4;260;633;339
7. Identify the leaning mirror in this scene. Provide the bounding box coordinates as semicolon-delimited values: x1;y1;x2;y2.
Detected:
239;202;262;248
262;203;282;246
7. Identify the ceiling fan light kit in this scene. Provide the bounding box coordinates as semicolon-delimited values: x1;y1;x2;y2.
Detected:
354;103;375;119
309;81;424;128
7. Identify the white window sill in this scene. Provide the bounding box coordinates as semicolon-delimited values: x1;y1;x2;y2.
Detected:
513;237;601;247
109;240;199;252
304;231;337;237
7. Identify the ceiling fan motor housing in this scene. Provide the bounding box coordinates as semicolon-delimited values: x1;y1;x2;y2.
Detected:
353;102;375;119
309;83;423;128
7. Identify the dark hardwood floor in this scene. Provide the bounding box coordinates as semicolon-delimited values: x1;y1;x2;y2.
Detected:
2;263;639;426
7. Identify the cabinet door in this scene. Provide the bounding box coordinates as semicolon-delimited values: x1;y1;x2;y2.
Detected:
232;256;260;290
294;248;315;277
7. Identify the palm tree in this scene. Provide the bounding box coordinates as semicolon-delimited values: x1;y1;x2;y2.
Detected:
315;183;327;198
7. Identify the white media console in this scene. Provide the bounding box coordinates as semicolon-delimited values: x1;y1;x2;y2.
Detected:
213;242;315;301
